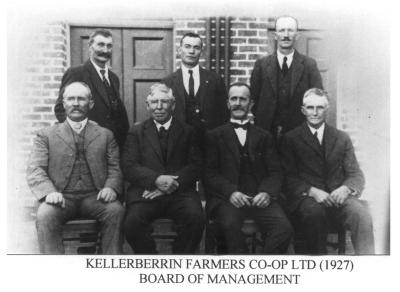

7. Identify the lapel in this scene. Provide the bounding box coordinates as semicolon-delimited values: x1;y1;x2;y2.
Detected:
322;124;338;161
246;125;258;162
222;124;240;167
290;51;305;97
84;60;110;107
174;69;187;112
265;54;278;96
83;121;101;150
197;67;208;109
299;123;324;158
166;118;184;162
55;121;76;151
143;119;163;162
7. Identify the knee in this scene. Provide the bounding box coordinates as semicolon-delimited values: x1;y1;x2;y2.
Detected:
302;204;326;222
180;207;205;229
36;203;63;228
102;201;124;221
344;199;373;225
123;208;148;236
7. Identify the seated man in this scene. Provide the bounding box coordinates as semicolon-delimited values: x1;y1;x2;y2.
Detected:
26;81;124;254
280;88;375;254
122;83;204;254
204;82;293;254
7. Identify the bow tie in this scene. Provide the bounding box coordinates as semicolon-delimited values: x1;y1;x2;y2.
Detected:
231;122;249;130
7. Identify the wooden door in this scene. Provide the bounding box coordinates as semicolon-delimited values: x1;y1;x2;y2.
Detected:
122;29;173;125
70;26;173;126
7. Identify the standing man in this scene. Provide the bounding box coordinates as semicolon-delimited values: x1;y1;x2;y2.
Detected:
122;83;204;254
250;16;323;138
280;88;375;254
204;83;293;254
54;29;129;148
163;32;229;145
27;82;124;254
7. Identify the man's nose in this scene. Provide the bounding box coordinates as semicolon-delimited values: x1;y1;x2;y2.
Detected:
72;98;79;106
156;100;163;108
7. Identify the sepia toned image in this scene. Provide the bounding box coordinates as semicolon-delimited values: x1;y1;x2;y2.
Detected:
7;0;390;258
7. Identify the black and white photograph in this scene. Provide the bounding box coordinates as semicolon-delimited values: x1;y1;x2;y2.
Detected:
4;0;396;290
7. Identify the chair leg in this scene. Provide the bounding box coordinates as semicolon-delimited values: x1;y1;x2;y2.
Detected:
338;227;346;255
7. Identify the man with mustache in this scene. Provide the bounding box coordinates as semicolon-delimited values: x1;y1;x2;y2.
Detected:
54;29;129;148
204;83;293;254
27;82;124;254
163;32;229;150
250;16;323;139
122;83;204;254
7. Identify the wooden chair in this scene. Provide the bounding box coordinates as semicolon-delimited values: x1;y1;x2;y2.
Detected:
62;219;101;254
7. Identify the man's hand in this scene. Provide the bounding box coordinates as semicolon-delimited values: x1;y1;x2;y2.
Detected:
97;187;117;203
229;191;252;208
45;192;65;208
155;175;179;194
308;186;335;207
252;192;271;208
330;185;351;206
142;189;166;200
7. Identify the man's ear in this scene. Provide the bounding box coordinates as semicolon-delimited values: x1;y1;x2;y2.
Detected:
89;99;94;110
301;105;306;116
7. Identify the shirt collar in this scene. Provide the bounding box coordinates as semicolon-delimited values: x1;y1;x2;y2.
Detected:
153;116;173;131
90;59;109;80
308;122;325;137
230;118;250;125
181;64;200;76
277;50;294;68
66;117;88;134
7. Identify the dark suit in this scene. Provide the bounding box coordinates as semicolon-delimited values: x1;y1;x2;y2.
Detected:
280;123;374;254
54;60;129;147
204;123;293;254
121;118;204;254
250;51;323;133
163;67;229;131
26;121;124;254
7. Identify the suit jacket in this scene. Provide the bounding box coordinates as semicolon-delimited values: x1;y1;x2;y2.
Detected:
26;120;123;201
121;118;202;205
250;50;323;132
280;123;365;213
54;60;129;147
204;123;282;212
163;67;229;130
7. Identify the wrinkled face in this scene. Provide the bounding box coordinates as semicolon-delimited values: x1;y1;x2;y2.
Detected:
227;86;253;120
63;83;94;122
301;94;329;128
179;36;202;68
89;34;112;67
146;90;175;124
274;17;298;51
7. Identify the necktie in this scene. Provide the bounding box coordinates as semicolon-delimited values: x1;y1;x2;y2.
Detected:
100;69;110;87
314;131;321;145
188;69;194;98
282;56;289;75
72;122;82;133
158;126;168;162
231;122;250;130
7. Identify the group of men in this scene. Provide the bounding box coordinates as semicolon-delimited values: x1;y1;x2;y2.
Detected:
26;16;375;255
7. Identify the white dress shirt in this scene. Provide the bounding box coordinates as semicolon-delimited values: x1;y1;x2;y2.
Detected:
67;117;88;134
231;118;250;146
307;122;325;145
181;64;200;96
277;50;294;69
153;117;173;131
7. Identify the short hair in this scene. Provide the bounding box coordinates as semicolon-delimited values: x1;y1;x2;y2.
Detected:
302;88;329;106
88;29;112;46
180;32;203;48
228;82;253;100
275;15;299;31
61;81;92;100
146;83;175;101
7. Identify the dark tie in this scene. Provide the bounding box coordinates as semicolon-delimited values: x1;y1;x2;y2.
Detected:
188;69;195;98
100;69;111;87
231;122;250;130
158;126;168;162
314;131;321;145
282;56;289;75
100;69;118;111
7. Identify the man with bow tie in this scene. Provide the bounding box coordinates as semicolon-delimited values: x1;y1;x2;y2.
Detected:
280;88;375;254
204;82;293;254
122;83;204;254
27;82;124;254
54;29;129;148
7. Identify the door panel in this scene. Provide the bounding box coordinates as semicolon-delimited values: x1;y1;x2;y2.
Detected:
122;29;173;125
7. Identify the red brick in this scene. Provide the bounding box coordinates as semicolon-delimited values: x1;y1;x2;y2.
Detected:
249;23;268;29
33;106;52;113
239;46;257;52
238;30;257;37
231;22;247;29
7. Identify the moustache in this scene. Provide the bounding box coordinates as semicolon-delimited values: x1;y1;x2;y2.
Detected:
232;106;245;111
281;37;292;41
97;52;111;58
